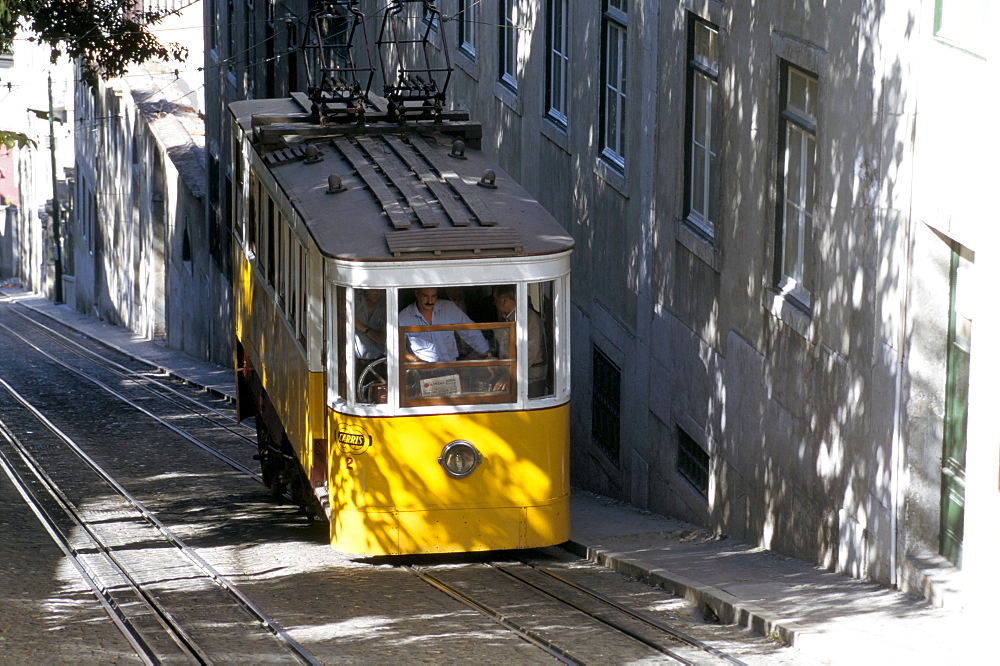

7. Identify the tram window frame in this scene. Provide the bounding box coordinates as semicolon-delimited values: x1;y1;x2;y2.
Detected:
247;171;257;256
525;280;556;400
284;224;294;317
254;190;267;274
266;200;277;286
288;231;298;332
296;244;308;344
331;278;568;413
353;287;389;406
330;285;348;404
275;216;287;311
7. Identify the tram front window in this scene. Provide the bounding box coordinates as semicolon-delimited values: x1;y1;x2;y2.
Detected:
398;286;512;406
348;283;557;408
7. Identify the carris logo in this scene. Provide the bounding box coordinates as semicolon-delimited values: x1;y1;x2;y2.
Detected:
337;425;372;454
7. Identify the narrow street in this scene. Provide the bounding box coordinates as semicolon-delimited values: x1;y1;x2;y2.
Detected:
0;297;794;664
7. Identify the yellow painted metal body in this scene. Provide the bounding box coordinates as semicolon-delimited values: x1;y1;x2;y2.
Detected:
329;405;571;555
234;251;325;479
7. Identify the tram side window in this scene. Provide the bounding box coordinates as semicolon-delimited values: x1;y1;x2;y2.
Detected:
492;282;554;399
275;219;287;310
288;233;298;333
247;171;257;255
255;190;270;276
333;285;348;402
355;288;388;405
297;245;308;344
526;280;555;399
266;200;276;285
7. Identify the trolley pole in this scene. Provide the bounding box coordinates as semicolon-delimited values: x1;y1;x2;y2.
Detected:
48;71;63;304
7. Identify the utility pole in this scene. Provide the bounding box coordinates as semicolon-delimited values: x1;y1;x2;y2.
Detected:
48;71;63;303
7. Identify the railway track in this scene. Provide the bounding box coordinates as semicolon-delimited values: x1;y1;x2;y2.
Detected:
0;378;319;664
2;300;253;434
0;303;260;480
408;555;747;665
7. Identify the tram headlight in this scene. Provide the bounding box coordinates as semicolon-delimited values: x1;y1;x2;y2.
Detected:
438;440;482;478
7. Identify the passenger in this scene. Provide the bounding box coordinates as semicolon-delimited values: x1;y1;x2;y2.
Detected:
443;286;468;313
399;287;490;362
493;285;548;397
354;289;386;360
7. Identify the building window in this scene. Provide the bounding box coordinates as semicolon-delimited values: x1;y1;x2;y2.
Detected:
941;248;972;567
499;0;519;90
458;0;477;59
207;0;218;53
226;0;235;76
934;0;988;56
422;2;440;33
545;0;569;127
684;16;720;240
244;0;256;97
677;427;709;497
775;62;817;309
601;0;627;169
591;346;621;464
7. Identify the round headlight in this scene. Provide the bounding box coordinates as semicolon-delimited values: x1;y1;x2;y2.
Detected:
438;440;482;478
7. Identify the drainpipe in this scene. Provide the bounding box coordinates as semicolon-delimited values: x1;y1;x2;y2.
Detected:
48;71;63;304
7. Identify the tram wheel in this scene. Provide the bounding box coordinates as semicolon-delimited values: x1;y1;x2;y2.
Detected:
254;414;285;500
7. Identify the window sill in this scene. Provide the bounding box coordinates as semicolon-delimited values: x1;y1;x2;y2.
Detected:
677;222;720;272
765;288;814;340
455;51;479;81
541;118;570;154
594;158;628;197
494;81;522;116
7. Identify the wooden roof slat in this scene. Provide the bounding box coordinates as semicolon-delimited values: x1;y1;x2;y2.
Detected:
333;137;412;230
410;135;496;226
263;145;306;167
383;135;474;227
385;227;522;257
356;136;439;229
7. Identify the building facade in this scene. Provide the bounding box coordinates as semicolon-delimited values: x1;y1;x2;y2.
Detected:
201;0;998;603
70;1;232;363
0;40;74;297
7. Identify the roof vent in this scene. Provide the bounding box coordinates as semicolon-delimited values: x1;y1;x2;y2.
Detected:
327;174;347;194
449;139;467;160
304;144;323;164
477;169;497;189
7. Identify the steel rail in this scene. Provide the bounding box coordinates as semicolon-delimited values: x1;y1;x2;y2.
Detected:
0;320;263;482
512;559;747;665
0;420;185;665
406;565;583;665
493;562;698;664
6;304;255;441
0;377;321;666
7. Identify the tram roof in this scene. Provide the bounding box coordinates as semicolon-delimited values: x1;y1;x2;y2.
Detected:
230;97;574;263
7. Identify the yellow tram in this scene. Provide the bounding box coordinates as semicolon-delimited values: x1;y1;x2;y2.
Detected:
229;92;572;555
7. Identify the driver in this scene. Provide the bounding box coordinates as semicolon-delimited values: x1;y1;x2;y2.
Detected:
399;287;490;362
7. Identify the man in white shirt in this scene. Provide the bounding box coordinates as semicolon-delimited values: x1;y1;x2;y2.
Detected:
399;287;490;362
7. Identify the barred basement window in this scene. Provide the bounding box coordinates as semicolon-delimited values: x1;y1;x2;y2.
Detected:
677;427;709;497
591;346;621;463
